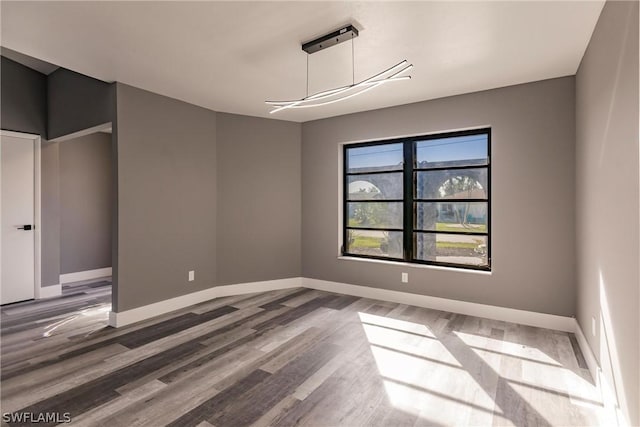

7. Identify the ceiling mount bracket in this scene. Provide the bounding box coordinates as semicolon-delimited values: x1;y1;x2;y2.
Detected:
302;25;359;54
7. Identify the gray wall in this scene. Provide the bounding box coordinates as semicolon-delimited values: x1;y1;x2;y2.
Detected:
216;113;301;285
302;77;576;316
113;87;304;312
114;83;217;312
59;132;112;274
575;1;639;425
0;56;47;138
40;141;60;287
47;68;114;140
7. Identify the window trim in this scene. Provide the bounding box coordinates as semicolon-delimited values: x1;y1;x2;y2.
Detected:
342;128;491;271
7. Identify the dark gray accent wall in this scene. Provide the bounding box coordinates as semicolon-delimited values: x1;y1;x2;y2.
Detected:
60;132;113;274
302;77;576;317
216;113;302;285
114;83;217;312
47;68;114;140
1;56;47;138
41;141;60;287
575;1;639;425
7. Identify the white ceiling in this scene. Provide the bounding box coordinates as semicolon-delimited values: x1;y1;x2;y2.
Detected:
1;1;604;123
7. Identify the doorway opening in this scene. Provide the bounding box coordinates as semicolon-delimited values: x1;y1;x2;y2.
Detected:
1;124;115;340
56;125;114;328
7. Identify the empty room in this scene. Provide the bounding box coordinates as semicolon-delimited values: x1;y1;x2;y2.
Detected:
0;1;638;426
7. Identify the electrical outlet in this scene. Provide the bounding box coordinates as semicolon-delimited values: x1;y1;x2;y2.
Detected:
401;272;408;283
591;316;596;337
188;270;195;282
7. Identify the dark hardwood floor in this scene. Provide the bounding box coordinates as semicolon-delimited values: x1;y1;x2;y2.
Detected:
1;282;610;426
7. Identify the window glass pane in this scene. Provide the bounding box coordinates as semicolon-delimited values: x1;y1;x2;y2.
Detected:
347;173;402;200
347;143;403;173
347;230;403;258
415;134;488;168
414;233;488;266
347;202;403;229
415;202;488;233
415;168;488;200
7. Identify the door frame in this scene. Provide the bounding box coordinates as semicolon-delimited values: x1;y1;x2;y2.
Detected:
1;129;43;299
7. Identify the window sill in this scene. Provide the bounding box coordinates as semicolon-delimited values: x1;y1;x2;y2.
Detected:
337;256;492;275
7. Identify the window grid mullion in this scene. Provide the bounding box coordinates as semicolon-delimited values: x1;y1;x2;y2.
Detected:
403;141;414;262
346;226;404;233
347;199;404;203
346;169;403;176
413;229;489;237
413;163;488;172
413;198;488;203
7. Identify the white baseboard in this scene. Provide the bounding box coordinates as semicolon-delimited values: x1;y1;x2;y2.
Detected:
36;283;61;299
109;277;302;328
573;319;630;427
60;267;112;284
302;278;576;332
573;319;599;381
108;276;575;332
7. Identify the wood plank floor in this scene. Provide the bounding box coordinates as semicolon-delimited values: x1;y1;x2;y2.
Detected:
1;282;611;426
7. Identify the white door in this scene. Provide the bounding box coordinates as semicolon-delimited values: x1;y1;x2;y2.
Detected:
1;134;36;304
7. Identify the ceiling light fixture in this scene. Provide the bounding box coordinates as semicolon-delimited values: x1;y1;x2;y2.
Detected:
266;25;413;114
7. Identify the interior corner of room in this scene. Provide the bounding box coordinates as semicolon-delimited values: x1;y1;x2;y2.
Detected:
0;1;638;426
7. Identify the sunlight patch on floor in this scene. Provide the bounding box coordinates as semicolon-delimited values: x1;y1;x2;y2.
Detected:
455;330;607;426
358;311;437;338
359;312;498;425
456;329;602;403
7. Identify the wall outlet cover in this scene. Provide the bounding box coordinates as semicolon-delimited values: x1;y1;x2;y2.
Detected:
188;270;195;282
